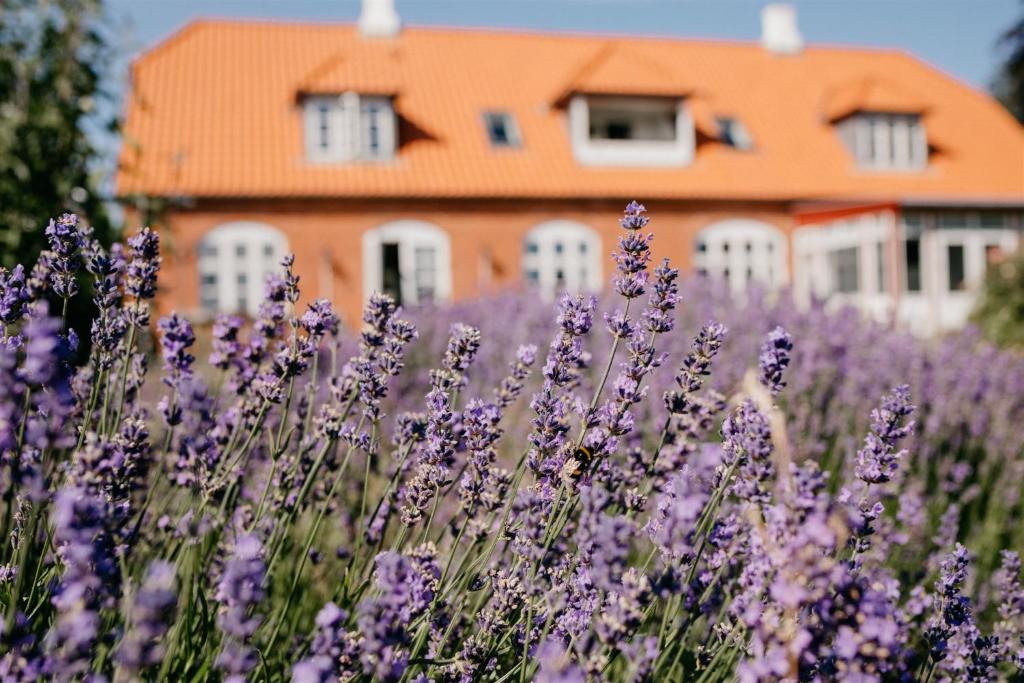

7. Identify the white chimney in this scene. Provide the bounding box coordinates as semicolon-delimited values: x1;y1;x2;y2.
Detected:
760;4;803;55
359;0;401;38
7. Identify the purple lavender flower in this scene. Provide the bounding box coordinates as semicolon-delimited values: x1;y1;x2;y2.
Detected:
758;326;792;396
664;322;726;414
722;400;774;505
642;258;679;334
401;356;460;525
44;487;118;680
292;602;360;683
215;534;267;682
855;385;914;485
612;201;653;299
210;314;244;370
442;322;482;387
645;467;708;562
993;550;1024;667
300;298;340;339
44;213;82;300
357;546;439;682
19;305;75;451
115;561;177;673
125;227;161;318
494;343;538;408
535;637;585;683
527;294;594;479
0;265;28;329
925;544;974;667
158;313;196;378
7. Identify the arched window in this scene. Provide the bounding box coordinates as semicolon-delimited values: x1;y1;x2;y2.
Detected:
197;222;289;317
522;221;602;299
362;221;452;306
692;220;787;292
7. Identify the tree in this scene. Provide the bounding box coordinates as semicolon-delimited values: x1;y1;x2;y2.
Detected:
0;0;115;268
0;0;115;345
971;249;1024;349
993;1;1024;121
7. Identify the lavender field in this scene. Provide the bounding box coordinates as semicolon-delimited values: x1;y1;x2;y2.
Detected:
1;204;1023;682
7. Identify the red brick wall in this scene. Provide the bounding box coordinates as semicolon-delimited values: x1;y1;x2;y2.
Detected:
149;198;793;326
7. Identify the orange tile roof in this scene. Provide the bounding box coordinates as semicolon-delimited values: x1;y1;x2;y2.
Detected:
555;42;693;103
116;20;1024;204
824;75;930;122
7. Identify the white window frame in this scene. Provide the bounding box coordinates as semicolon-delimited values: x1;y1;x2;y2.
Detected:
197;221;289;318
304;93;396;163
568;95;695;167
522;221;602;300
692;220;787;294
839;112;927;172
362;221;452;306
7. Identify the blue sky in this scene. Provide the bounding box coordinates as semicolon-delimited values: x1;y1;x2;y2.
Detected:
107;0;1020;90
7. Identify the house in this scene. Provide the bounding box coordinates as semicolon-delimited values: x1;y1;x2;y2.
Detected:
116;1;1024;333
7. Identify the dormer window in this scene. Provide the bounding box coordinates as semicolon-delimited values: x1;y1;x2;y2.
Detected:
837;112;927;171
716;117;754;150
483;112;521;148
589;101;675;141
303;93;396;163
568;95;694;167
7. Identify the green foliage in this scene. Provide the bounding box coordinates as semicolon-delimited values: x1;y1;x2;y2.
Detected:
0;0;114;267
993;1;1024;121
972;248;1024;348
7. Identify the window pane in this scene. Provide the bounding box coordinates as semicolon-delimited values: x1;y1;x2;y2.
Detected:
979;213;1006;229
947;244;965;291
414;246;437;302
318;102;331;150
381;242;402;306
939;213;967;229
484;112;518;147
589;103;676;142
829;246;859;294
236;244;246;258
363;104;380;156
905;238;921;292
263;243;274;258
525;240;539;254
876;241;887;293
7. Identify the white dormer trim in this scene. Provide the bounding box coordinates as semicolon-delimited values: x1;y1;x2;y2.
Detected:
304;93;396;164
568;95;695;168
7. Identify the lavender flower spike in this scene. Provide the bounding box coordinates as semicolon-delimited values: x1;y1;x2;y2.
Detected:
44;213;83;300
855;385;914;485
0;265;29;329
758;325;792;396
215;534;267;683
115;561;177;674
